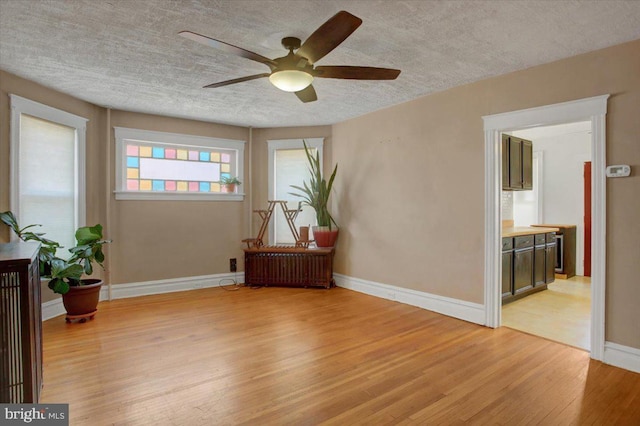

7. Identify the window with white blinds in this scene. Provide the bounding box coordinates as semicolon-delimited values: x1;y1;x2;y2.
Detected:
10;95;87;257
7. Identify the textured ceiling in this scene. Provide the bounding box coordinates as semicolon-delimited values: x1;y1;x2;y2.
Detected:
1;0;639;128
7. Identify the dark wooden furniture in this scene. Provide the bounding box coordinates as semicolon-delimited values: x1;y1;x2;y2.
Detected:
502;134;533;191
244;246;334;288
513;235;534;296
532;224;576;278
534;234;546;287
501;238;513;299
502;231;555;304
0;242;43;403
545;232;557;283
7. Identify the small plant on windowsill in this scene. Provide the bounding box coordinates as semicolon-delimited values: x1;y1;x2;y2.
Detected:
1;211;111;322
220;176;242;193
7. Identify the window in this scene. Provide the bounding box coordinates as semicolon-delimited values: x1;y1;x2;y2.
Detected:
10;95;87;255
267;138;324;244
114;127;245;201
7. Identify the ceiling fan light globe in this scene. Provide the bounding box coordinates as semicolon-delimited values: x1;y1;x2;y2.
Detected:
269;70;314;92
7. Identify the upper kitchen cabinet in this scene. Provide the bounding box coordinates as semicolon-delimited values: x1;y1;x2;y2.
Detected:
502;134;533;190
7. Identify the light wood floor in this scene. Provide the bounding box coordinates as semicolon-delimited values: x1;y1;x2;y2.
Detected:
502;276;591;350
41;286;640;425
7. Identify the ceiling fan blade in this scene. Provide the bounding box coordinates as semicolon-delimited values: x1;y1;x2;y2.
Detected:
314;66;401;80
179;31;276;68
203;73;270;88
295;85;317;103
297;11;362;64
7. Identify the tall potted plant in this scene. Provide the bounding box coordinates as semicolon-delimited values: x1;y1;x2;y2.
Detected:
1;211;111;322
289;141;339;247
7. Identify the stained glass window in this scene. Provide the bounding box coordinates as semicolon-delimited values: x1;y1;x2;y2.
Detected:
115;127;245;201
124;143;233;193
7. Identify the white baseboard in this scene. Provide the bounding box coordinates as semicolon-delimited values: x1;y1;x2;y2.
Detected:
42;298;67;321
104;272;245;300
41;272;245;321
603;342;640;374
334;273;485;325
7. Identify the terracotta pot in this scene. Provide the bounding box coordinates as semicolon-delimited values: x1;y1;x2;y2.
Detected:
313;226;339;247
224;183;236;193
62;279;102;316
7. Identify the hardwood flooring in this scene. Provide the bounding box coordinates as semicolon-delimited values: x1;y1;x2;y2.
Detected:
502;276;591;350
41;286;640;425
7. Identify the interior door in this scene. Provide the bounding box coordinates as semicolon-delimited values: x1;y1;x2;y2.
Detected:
584;161;592;277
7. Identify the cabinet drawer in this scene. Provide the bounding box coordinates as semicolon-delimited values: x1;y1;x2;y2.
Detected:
535;234;546;245
546;232;556;243
502;237;513;251
514;235;534;249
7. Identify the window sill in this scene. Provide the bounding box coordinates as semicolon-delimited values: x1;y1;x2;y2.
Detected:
114;191;244;201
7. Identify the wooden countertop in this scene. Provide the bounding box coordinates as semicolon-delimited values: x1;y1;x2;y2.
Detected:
502;226;559;238
531;224;577;229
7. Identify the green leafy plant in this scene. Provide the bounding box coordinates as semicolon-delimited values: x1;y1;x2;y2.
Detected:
1;211;111;295
289;141;338;229
220;176;242;185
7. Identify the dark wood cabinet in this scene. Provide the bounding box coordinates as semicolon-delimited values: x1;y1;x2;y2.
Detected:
513;235;534;295
502;137;510;189
1;242;43;403
546;243;556;284
501;238;513;299
534;234;546;287
502;134;533;191
509;136;523;189
502;232;555;304
522;139;533;190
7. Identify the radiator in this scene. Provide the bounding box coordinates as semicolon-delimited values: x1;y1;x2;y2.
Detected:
244;247;334;288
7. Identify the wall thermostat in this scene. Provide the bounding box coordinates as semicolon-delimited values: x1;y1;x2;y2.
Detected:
605;165;631;178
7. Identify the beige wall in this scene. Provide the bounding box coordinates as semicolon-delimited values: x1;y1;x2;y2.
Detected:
0;71;250;299
2;39;638;350
331;40;640;349
107;110;249;284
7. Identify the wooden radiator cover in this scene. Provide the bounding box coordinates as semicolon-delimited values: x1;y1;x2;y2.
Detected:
0;242;42;403
244;247;334;289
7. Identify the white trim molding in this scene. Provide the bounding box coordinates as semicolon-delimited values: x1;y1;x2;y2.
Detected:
41;272;245;321
334;274;485;325
482;94;609;361
266;137;324;244
114;127;246;201
10;94;88;232
604;342;640;374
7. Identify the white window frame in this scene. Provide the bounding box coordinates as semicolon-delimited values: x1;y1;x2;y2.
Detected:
114;127;245;201
10;94;88;238
267;137;324;244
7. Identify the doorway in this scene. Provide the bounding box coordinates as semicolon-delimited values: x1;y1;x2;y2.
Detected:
501;121;592;350
482;95;609;361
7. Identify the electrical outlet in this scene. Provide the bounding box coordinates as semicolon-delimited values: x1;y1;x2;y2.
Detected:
230;258;237;272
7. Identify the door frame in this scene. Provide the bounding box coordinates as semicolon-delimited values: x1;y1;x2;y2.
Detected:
482;95;609;360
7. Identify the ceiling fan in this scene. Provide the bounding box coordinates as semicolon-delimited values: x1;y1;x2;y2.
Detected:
179;10;401;103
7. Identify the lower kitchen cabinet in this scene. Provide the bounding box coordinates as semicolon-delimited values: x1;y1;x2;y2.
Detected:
502;241;513;299
513;235;534;295
534;234;546;287
546;242;556;284
502;232;556;304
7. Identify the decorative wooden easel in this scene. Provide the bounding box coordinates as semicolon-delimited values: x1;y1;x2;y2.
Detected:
242;200;313;248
